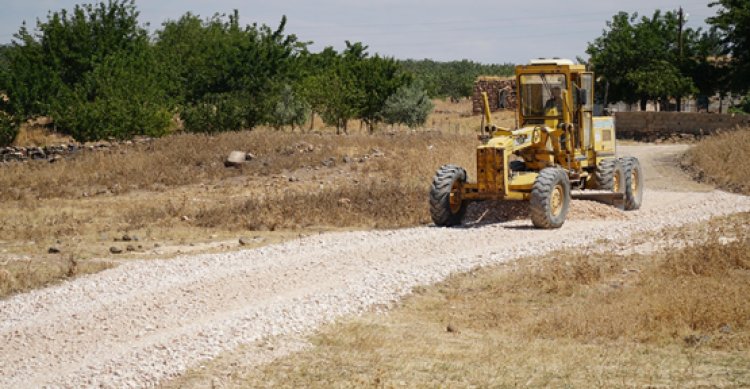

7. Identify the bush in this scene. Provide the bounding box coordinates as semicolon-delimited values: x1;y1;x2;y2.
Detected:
729;93;750;114
0;110;18;146
269;85;309;130
51;49;172;141
2;1;173;141
156;13;306;133
181;93;250;133
381;83;434;128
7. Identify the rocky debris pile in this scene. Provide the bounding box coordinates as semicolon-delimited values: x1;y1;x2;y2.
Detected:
0;137;153;164
278;141;315;156
465;200;529;225
472;77;517;115
567;200;631;221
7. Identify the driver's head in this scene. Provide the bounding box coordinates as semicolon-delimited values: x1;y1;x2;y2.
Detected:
551;86;561;98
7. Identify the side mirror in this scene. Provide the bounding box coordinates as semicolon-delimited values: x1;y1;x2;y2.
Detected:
578;89;588;105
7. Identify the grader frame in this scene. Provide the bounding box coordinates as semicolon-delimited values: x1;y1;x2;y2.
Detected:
429;58;643;228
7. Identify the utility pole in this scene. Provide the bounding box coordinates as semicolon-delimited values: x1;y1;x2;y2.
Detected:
677;7;684;112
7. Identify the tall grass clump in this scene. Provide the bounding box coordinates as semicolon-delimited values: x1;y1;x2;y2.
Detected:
683;128;750;194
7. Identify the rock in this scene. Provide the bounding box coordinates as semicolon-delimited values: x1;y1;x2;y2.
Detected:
446;324;458;333
29;147;46;160
225;151;248;167
337;198;351;206
126;245;136;252
342;156;352;164
297;142;314;153
122;234;132;241
245;152;256;161
720;324;732;334
48;247;61;254
239;237;252;246
321;157;336;167
109;246;123;254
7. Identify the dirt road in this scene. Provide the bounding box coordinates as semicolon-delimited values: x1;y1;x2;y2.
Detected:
1;144;748;388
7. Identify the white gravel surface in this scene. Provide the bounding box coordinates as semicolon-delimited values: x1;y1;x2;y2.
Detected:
1;149;749;388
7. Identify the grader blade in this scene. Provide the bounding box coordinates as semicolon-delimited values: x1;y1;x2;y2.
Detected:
571;190;625;208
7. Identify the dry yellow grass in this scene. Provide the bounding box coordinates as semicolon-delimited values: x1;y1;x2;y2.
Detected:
0;257;112;297
0;100;487;297
11;119;75;147
195;212;750;388
683;127;750;195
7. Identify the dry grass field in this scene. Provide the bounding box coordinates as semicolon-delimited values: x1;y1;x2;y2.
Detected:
186;211;750;388
0;100;516;297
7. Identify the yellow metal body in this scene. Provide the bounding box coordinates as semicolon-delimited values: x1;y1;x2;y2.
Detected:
463;59;616;201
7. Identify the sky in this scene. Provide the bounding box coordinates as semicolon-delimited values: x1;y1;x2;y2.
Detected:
0;0;717;64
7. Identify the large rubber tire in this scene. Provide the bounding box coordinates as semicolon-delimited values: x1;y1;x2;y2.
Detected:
429;164;468;226
620;156;644;210
530;167;571;229
595;158;619;190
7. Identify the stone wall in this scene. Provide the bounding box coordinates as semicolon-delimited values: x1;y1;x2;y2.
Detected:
472;77;516;115
1;137;153;163
614;112;750;140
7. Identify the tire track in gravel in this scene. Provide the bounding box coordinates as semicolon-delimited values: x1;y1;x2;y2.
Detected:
1;147;748;388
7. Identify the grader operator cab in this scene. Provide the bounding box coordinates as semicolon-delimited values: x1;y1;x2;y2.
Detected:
429;58;643;228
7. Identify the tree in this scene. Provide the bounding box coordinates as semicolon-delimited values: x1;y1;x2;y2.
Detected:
1;0;173;140
400;59;514;100
707;0;750;93
380;82;434;128
155;12;307;132
625;60;696;109
55;48;172;141
587;10;701;110
311;68;361;134
343;42;410;133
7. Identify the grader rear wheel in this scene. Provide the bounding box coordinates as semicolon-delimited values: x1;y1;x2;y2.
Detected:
429;165;468;226
530;167;570;229
620;156;644;210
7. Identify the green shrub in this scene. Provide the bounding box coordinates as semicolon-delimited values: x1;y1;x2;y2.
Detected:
729;93;750;114
0;110;18;146
381;82;434;128
2;1;172;141
51;49;172;141
269;85;309;130
181;93;250;133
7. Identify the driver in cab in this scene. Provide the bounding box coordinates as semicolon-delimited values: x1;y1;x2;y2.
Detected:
545;86;563;114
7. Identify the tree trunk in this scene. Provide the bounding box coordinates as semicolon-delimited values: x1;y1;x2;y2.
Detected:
640;98;647;111
309;111;315;131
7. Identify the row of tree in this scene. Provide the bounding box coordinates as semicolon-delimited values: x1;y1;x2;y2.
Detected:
401;59;513;101
586;0;750;112
0;1;512;145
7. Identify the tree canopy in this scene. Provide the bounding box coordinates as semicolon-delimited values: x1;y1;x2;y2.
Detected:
587;5;749;111
707;0;750;93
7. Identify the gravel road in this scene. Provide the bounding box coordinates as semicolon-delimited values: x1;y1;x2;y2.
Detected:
1;145;748;388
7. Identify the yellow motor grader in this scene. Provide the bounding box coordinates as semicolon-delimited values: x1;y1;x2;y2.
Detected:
429;58;643;228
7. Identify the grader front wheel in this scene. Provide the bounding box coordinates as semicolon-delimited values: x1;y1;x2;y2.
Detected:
429;165;468;227
530;167;571;229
